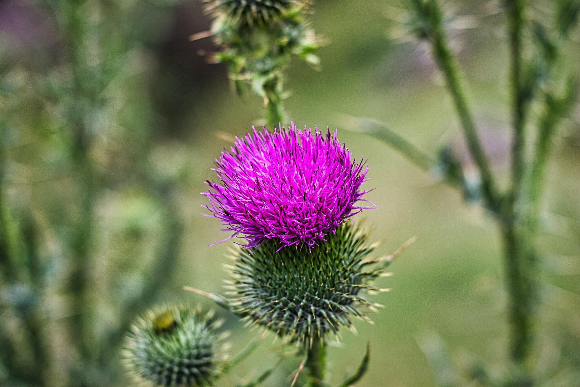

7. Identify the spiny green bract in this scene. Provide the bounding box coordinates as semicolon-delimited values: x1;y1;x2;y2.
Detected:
206;0;306;27
228;221;390;344
123;306;227;387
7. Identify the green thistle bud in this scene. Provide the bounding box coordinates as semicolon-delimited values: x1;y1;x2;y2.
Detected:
227;222;391;344
206;0;306;27
123;306;228;387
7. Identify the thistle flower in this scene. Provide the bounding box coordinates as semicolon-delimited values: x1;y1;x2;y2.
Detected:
228;221;391;344
202;123;371;249
123;306;228;387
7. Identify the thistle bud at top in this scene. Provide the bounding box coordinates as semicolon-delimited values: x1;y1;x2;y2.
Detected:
202;123;371;250
123;306;228;387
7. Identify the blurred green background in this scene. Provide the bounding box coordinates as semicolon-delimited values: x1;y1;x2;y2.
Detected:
1;0;579;386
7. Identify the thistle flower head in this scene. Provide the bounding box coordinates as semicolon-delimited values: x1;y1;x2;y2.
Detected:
123;306;228;387
203;123;371;249
228;221;390;344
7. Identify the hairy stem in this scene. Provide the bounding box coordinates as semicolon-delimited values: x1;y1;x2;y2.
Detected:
427;0;500;212
305;339;326;387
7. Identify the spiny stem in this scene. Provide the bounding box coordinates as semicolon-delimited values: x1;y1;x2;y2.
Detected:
426;0;501;212
305;338;326;387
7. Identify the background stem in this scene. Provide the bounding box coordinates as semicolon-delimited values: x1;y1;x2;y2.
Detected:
503;0;537;369
427;0;500;212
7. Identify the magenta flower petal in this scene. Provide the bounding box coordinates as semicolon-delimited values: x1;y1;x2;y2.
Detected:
202;123;371;249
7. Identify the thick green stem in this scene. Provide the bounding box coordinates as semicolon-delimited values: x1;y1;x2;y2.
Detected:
503;0;537;369
427;0;500;212
264;75;285;129
500;219;534;368
305;339;326;387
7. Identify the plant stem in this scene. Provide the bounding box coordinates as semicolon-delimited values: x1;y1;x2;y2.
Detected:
503;0;537;369
506;0;528;219
305;338;326;387
500;220;534;367
427;0;500;212
264;75;285;129
65;0;97;363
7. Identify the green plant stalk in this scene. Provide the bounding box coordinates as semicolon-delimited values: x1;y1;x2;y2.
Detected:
506;0;527;208
305;339;326;387
65;0;98;363
429;0;535;367
264;75;286;128
427;0;500;212
502;0;538;369
500;220;534;368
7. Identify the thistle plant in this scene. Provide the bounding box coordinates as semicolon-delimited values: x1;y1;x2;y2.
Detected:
124;306;228;387
192;124;411;387
195;0;322;126
347;0;580;384
0;1;184;386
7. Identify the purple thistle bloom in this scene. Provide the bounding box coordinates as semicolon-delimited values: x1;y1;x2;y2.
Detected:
202;123;372;249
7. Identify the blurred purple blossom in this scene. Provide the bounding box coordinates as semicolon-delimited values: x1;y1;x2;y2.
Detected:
203;123;372;250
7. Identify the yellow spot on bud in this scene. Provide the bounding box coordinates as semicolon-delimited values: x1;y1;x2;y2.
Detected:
152;311;177;334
